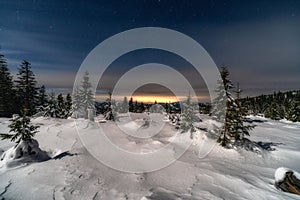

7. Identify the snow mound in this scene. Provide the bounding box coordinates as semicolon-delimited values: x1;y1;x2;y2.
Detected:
275;167;300;182
275;167;291;182
144;187;181;200
0;139;50;169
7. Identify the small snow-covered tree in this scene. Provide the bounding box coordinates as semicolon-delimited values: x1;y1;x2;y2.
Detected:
44;92;57;118
104;91;116;121
120;96;128;113
0;109;39;143
180;95;201;139
72;72;95;119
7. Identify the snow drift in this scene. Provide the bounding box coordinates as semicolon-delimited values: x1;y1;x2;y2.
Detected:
0;139;50;169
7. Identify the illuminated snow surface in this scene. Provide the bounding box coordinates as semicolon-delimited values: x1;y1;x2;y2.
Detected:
0;114;300;200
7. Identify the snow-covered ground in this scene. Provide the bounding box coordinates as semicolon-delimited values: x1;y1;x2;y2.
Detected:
0;114;300;200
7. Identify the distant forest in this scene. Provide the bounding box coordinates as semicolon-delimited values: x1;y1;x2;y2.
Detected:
241;90;300;122
1;50;299;122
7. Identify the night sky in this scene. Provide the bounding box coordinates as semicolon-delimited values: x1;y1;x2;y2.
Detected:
0;0;299;101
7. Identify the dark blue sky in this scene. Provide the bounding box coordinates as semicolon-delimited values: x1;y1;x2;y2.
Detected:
0;0;299;98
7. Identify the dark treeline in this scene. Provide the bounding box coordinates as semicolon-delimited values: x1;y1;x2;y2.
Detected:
0;52;72;118
241;90;300;122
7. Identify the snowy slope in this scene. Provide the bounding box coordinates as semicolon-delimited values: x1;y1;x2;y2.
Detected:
0;114;300;200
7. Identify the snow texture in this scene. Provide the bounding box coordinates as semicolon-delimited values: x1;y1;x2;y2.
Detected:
0;114;300;199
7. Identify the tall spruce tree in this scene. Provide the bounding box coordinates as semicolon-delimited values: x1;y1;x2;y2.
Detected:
0;53;15;117
15;60;38;115
233;83;255;140
210;67;232;146
212;68;254;146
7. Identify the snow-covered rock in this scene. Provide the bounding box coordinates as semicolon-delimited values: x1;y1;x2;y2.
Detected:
275;167;300;195
275;167;292;182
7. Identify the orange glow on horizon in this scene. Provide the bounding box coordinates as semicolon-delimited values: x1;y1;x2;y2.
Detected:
95;94;209;103
132;95;179;103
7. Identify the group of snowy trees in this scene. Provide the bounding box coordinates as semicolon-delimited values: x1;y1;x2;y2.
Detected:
242;91;300;122
0;53;45;117
42;92;73;119
0;53;42;148
0;52;75;119
0;51;97;150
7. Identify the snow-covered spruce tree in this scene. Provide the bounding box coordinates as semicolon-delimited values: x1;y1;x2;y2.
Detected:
233;83;255;141
71;72;95;119
15;60;39;116
180;95;201;139
104;91;116;121
38;85;47;107
0;53;16;117
211;67;255;147
120;96;128;113
210;67;234;146
65;93;72;118
71;86;81;118
265;102;282;120
35;85;48;115
56;93;65;118
44;92;57;118
286;99;300;122
79;71;95;119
